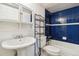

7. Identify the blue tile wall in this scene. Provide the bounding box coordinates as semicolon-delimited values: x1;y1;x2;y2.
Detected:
45;9;51;36
51;6;79;24
45;6;79;44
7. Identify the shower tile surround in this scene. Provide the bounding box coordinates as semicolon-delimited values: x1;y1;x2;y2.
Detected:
45;6;79;45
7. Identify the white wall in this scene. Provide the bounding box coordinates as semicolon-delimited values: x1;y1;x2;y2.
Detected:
0;22;17;56
22;3;45;56
49;40;79;56
23;3;45;17
0;3;45;56
23;3;45;38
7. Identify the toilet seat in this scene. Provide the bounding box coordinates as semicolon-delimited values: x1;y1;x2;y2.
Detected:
43;45;61;55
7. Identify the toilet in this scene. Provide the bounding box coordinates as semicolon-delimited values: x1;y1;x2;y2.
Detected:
41;36;61;56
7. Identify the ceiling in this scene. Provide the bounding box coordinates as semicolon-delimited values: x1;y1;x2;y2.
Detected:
39;3;79;13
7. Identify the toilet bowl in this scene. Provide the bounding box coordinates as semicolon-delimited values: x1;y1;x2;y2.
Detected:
42;45;61;56
41;36;61;56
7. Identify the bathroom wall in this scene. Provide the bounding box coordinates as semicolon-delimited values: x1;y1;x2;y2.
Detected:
22;3;45;38
23;3;45;17
23;3;45;55
23;3;45;34
0;22;18;56
45;6;79;45
0;4;33;56
45;9;51;36
45;6;79;55
0;3;45;56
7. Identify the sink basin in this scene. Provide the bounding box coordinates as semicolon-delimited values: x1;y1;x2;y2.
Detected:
1;37;36;49
1;37;36;56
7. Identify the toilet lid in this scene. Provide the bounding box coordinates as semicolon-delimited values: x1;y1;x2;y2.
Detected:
43;45;60;53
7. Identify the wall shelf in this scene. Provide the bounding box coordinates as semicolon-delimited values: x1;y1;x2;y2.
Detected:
0;20;33;25
46;23;79;26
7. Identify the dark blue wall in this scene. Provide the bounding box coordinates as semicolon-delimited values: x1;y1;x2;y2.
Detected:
45;6;79;44
45;9;51;36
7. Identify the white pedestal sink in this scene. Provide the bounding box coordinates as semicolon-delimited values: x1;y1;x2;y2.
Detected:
1;37;36;56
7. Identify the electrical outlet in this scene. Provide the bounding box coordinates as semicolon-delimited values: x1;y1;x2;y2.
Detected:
62;36;67;40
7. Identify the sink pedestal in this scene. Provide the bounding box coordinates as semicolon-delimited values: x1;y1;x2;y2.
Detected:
17;44;34;56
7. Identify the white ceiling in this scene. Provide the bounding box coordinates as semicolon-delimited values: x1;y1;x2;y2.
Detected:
39;3;79;13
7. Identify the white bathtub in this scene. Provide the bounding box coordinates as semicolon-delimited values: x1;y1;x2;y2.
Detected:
48;39;79;56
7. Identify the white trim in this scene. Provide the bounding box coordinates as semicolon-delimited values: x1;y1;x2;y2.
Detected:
46;23;79;26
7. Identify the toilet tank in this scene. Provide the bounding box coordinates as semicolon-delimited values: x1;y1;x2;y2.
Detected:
40;35;46;48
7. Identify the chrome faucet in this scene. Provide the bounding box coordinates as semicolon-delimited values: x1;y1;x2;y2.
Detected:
14;35;23;39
